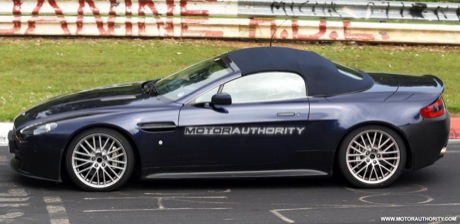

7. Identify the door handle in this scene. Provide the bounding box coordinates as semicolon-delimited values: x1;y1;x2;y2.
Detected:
277;112;296;117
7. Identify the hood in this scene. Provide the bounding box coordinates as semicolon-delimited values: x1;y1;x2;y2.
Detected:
15;82;154;127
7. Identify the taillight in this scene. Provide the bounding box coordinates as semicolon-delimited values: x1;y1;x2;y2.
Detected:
420;97;445;118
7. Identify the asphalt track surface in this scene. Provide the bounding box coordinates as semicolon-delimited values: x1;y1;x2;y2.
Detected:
1;142;459;224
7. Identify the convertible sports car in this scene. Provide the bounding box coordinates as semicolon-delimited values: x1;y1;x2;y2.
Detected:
8;47;449;191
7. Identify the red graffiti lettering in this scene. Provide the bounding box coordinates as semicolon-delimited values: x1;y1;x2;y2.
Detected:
0;0;22;35
343;21;375;41
138;0;160;16
165;0;175;36
125;0;133;36
328;31;338;40
292;20;327;40
12;0;21;15
108;0;117;16
138;0;168;36
249;19;276;39
180;18;223;37
77;0;116;35
25;0;70;35
180;0;209;16
164;18;175;37
166;0;175;16
0;1;389;42
280;29;289;39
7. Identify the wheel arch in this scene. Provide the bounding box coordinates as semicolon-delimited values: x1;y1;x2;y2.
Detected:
331;121;413;176
59;123;142;182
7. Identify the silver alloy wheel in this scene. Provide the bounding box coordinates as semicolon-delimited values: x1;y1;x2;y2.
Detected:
71;133;128;189
345;130;400;185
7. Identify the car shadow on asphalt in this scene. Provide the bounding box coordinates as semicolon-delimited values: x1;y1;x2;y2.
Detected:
6;168;442;192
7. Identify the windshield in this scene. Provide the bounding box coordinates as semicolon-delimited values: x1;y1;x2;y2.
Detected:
155;55;232;101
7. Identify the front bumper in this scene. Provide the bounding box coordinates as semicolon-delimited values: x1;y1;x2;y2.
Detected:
8;130;14;153
8;129;63;182
9;157;58;182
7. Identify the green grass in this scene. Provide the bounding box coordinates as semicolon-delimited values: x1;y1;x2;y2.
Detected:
0;38;459;121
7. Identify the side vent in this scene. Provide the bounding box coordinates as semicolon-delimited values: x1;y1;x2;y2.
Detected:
137;122;176;132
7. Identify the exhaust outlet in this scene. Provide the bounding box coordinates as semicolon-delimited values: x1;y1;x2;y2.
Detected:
439;147;447;158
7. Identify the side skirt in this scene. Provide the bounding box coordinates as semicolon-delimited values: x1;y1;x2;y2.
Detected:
145;169;328;179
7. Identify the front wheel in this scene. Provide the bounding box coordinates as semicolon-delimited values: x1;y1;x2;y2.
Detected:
338;126;406;188
65;128;134;191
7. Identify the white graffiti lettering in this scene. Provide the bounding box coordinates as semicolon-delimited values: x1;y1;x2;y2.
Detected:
185;126;305;136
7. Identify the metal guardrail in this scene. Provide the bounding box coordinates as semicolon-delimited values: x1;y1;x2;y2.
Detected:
239;0;460;22
0;0;459;44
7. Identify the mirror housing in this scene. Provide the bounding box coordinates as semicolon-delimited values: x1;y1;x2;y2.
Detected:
211;93;232;105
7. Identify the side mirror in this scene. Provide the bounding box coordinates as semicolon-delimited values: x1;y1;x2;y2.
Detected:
211;93;232;105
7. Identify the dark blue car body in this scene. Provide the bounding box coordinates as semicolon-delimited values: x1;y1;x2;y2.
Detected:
8;47;450;191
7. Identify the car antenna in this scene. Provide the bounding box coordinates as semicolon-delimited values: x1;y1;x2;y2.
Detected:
270;18;288;47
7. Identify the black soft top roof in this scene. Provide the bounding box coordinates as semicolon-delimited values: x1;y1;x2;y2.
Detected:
227;47;374;96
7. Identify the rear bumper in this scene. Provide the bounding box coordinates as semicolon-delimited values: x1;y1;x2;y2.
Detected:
401;112;450;170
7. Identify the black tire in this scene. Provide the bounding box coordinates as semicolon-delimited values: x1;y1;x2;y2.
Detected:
65;128;134;191
338;126;406;188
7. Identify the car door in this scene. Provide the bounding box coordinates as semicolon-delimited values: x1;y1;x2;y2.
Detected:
177;71;310;167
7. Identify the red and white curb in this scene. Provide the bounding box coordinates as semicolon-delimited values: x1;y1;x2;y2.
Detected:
449;118;460;141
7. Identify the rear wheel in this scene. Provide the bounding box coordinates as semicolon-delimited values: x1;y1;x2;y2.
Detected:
65;128;134;191
338;126;406;188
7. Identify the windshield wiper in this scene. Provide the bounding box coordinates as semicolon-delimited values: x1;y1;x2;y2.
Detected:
142;79;159;96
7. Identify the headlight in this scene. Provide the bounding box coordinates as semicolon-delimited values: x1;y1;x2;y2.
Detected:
20;122;58;136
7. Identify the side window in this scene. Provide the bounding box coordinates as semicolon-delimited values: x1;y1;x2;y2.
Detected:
222;72;306;103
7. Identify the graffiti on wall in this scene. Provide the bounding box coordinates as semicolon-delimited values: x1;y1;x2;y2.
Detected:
256;1;460;21
247;19;383;41
0;0;221;36
0;0;383;41
0;0;459;43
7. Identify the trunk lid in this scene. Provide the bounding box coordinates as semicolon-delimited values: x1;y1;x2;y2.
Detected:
368;73;444;102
